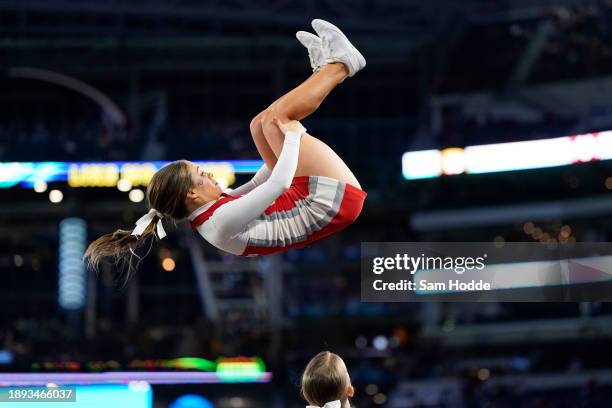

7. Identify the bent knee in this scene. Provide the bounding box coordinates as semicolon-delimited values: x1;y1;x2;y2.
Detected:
260;107;276;133
249;111;266;136
261;105;291;133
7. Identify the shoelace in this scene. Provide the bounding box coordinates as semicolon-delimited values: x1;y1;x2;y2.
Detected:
308;49;317;69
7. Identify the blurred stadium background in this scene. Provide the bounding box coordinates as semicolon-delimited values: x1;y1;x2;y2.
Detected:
2;0;612;406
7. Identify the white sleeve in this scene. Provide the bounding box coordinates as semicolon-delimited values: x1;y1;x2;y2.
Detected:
227;164;271;196
211;129;302;237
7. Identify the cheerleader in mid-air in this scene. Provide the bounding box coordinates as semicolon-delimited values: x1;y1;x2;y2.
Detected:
85;19;367;271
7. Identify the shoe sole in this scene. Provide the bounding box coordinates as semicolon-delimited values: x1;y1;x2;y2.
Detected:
311;19;366;76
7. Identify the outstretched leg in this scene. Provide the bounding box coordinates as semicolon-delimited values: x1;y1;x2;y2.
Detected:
257;63;361;189
267;63;347;122
250;19;365;188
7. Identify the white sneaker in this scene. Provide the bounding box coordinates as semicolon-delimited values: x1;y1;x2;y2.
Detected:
296;31;325;72
311;19;366;77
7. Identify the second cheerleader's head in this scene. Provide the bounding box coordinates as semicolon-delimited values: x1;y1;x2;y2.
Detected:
301;351;355;408
84;160;223;282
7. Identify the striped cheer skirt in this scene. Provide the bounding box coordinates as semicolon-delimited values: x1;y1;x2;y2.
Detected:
241;175;366;256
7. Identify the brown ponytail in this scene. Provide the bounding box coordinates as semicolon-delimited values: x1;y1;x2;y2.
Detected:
83;221;160;285
84;160;193;285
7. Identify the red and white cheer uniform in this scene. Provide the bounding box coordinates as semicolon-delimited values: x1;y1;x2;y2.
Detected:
188;127;366;256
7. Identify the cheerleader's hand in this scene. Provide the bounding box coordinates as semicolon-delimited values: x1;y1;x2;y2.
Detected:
272;117;307;135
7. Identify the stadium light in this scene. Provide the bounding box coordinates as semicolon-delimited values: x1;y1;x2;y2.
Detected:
402;130;612;180
58;218;87;310
129;189;145;203
49;190;63;203
117;178;133;192
162;258;176;272
0;160;263;189
34;180;47;193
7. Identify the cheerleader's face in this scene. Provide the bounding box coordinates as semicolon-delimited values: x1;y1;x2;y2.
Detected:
186;161;223;204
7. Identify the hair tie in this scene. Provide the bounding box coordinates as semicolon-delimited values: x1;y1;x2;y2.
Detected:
131;208;167;239
306;401;341;408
